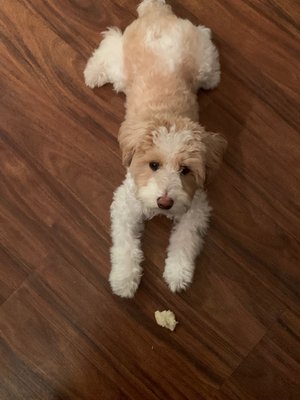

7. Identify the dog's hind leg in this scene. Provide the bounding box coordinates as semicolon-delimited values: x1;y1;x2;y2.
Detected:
195;25;221;90
84;27;125;92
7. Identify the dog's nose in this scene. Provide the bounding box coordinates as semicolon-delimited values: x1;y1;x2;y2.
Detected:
157;196;174;210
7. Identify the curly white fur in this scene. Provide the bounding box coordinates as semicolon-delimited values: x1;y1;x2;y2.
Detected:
109;173;144;298
163;190;211;292
110;173;211;297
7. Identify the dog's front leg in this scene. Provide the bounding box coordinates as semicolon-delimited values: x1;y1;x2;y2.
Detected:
109;174;144;298
164;191;211;293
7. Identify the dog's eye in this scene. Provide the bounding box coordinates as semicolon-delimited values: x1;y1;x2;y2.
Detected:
180;166;190;176
149;161;160;171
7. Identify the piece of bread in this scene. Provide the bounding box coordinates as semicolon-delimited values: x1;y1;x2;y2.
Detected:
154;310;178;331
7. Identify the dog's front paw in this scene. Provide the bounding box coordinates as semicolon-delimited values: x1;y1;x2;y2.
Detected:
109;269;142;298
163;258;194;293
109;248;143;299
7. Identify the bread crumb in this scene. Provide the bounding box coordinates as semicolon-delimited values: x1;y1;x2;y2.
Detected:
154;310;178;331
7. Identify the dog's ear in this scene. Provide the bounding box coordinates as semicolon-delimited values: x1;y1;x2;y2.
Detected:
118;120;138;167
118;119;154;167
202;132;227;186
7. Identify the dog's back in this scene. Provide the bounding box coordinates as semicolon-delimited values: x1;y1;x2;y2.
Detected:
123;1;207;88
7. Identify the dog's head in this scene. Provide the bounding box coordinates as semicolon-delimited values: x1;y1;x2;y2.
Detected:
119;117;227;215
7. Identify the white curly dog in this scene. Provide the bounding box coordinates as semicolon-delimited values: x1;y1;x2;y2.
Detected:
84;0;227;298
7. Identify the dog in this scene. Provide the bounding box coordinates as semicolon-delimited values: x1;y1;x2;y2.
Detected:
84;0;227;298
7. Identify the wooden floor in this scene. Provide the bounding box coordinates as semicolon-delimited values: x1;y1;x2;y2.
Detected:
1;1;300;399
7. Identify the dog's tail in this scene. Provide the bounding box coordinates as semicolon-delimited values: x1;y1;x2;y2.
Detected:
137;0;170;17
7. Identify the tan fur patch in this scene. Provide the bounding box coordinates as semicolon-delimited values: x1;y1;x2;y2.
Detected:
130;146;163;187
117;8;227;190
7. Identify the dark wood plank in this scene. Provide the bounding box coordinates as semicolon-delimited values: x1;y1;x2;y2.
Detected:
0;279;126;400
217;310;300;400
0;135;112;292
0;246;28;305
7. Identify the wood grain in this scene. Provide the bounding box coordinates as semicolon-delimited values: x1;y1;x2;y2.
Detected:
217;310;300;400
0;0;299;399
